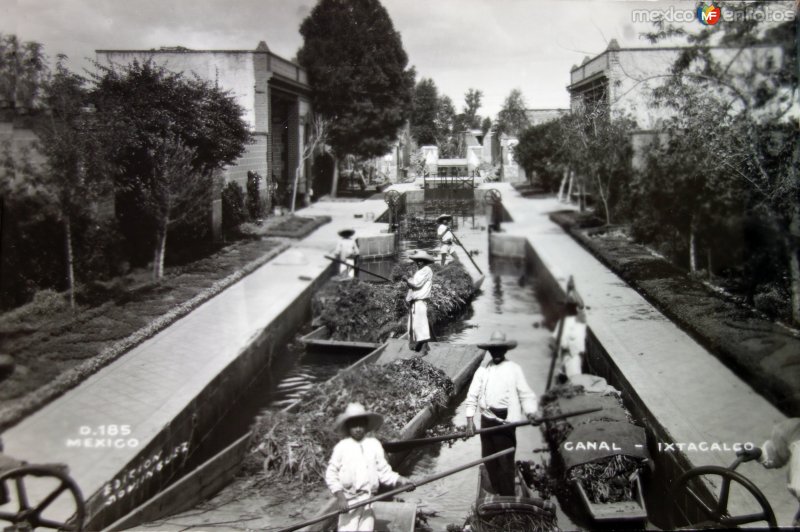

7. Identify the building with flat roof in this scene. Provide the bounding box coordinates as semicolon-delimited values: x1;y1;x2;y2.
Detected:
96;42;313;224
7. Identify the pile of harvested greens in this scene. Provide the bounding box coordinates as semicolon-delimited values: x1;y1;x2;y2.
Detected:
540;383;642;504
460;510;559;532
313;261;477;342
244;357;455;490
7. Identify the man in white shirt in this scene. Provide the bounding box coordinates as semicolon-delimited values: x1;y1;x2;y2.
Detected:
404;250;435;353
436;214;455;265
333;229;360;278
464;331;539;496
325;403;413;531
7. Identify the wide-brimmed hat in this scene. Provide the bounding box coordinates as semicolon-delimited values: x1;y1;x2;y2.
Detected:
436;214;453;223
338;228;356;238
334;403;383;435
477;331;518;351
407;250;436;263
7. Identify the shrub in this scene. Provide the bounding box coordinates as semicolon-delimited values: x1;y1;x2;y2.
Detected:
246;171;263;220
221;181;246;235
754;287;790;320
0;289;68;329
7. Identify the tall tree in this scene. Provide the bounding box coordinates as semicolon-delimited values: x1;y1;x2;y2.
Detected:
411;78;439;145
298;0;415;197
10;57;116;307
93;59;250;278
463;88;483;129
496;88;530;137
514;118;569;191
0;34;46;111
435;95;458;157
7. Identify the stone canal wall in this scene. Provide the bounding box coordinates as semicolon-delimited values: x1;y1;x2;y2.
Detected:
86;261;336;529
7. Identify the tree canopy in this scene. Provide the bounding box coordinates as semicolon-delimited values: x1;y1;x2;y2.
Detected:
411;78;439;145
496;88;530;137
297;0;415;160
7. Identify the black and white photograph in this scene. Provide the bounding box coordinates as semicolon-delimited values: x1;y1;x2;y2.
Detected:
0;1;798;530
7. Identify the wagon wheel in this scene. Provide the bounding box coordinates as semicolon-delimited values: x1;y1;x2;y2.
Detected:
484;188;502;204
669;465;777;530
0;466;85;531
384;189;401;207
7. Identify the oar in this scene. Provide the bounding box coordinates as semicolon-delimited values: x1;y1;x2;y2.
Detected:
324;255;394;283
382;407;602;452
546;276;577;391
448;230;483;275
276;447;515;532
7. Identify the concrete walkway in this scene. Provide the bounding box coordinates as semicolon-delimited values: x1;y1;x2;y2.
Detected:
491;183;795;526
1;198;390;523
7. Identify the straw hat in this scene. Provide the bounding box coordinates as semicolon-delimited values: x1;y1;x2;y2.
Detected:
477;331;518;351
338;228;356;238
436;214;453;223
334;403;383;435
407;250;436;263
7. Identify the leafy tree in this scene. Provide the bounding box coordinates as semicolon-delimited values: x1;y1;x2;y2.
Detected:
560;101;635;224
435;95;458;157
0;34;46;111
298;0;415;197
411;78;439;145
496;88;530;137
646;0;800;323
92;59;250;278
463;88;483;129
514;118;569;191
5;58;116;308
480;116;492;137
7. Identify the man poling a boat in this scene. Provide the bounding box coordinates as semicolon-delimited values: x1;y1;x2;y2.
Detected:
325;403;414;532
403;250;436;354
464;331;539;496
436;214;455;265
333;229;360;278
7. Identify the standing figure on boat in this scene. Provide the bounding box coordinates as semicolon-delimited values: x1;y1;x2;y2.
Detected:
325;403;413;532
333;229;360;278
436;214;455;265
404;250;436;354
550;294;586;382
465;331;539;496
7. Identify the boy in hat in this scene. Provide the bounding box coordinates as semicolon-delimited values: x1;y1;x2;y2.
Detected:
464;331;539;496
333;229;360;278
403;250;436;353
436;214;455;265
326;403;413;531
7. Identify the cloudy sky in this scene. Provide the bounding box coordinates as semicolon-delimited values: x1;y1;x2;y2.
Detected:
4;0;779;117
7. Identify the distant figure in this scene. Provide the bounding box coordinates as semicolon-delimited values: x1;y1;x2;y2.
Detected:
333;229;360;278
465;331;539;496
404;250;436;354
743;418;800;526
326;403;413;531
436;214;455;265
550;295;587;382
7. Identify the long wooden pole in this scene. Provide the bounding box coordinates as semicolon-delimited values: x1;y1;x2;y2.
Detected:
546;306;567;392
275;448;515;532
449;230;483;275
382;407;602;452
323;255;393;283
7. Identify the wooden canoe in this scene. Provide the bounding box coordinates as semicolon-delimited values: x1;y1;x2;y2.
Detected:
307;501;416;532
299;325;382;355
107;339;485;531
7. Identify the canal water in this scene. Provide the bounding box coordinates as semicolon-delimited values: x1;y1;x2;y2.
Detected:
199;196;587;530
387;216;583;531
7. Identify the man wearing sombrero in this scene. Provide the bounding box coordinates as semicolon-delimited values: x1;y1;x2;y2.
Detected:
464;331;539;496
325;403;412;531
333;229;360;278
436;214;455;265
403;250;436;354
